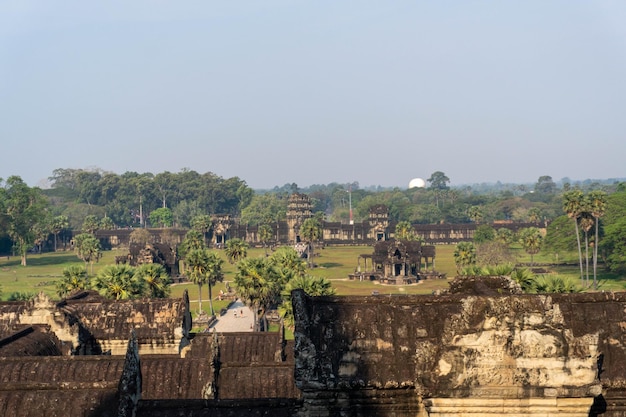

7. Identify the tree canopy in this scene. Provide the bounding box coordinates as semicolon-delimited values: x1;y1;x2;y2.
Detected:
0;176;48;265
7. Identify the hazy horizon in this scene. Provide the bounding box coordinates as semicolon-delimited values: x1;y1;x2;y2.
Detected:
2;2;625;189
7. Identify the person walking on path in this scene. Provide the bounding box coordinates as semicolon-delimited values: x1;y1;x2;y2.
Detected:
209;299;254;332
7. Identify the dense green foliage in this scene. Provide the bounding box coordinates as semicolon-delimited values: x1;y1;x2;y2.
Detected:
0;177;49;265
3;169;626;280
45;168;252;228
233;257;283;331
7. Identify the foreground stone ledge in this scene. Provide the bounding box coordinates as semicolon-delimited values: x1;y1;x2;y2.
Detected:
424;397;595;416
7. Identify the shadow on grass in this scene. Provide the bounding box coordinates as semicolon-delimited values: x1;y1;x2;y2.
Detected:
318;262;342;268
0;253;80;268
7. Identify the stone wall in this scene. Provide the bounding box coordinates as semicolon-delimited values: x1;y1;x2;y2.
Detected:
92;221;545;251
6;288;626;416
0;292;186;355
292;290;626;416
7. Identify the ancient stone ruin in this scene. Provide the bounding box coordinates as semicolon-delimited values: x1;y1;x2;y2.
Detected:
291;289;624;416
351;239;441;284
1;284;626;416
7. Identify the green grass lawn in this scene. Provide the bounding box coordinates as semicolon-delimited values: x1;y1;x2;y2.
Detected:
1;244;624;303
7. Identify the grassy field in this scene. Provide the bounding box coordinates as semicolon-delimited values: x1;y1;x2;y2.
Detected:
1;244;625;306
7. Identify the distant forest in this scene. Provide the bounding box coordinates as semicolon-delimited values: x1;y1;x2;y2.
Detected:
3;167;626;272
27;168;626;229
30;169;620;229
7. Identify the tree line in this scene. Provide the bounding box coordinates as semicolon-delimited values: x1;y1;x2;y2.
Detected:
2;169;626;274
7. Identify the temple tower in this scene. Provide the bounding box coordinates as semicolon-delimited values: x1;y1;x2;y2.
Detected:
368;204;389;241
286;193;313;243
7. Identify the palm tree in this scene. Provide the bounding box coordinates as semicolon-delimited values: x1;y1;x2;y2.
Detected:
191;214;213;246
534;275;583;294
527;207;541;224
224;238;249;264
509;268;536;293
278;275;335;330
495;228;514;245
93;265;142;300
395;221;415;240
299;217;322;268
467;206;483;224
99;216;116;230
50;215;69;251
56;265;89;298
453;242;476;274
269;246;307;281
205;251;224;316
134;264;171;298
589;190;607;289
178;229;205;264
182;229;205;251
258;224;273;257
73;233;102;276
185;248;211;313
32;220;50;254
518;227;543;265
233;257;282;331
82;215;100;235
579;212;594;287
562;190;585;283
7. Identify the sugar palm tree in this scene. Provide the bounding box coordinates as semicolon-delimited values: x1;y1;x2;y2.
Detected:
269;246;307;282
93;265;142;300
205;251;224;316
50;215;69;252
56;265;89;298
224;238;249;264
453;242;476;274
518;227;543;265
395;221;416;240
73;233;102;276
496;228;514;245
82;215;100;235
191;214;213;246
99;216;116;230
185;248;211;313
562;190;585;283
278;275;335;331
589;190;607;289
258;224;273;257
181;229;205;252
134;263;171;298
467;206;483;224
527;207;541;224
234;257;282;331
579;210;594;287
299;217;322;268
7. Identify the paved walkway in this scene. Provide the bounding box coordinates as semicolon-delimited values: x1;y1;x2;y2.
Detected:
208;299;255;332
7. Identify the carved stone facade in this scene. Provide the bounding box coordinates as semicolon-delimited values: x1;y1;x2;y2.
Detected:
368;204;390;241
286;192;314;243
94;194;546;253
291;289;626;416
3;287;626;415
0;291;299;416
353;239;439;284
211;214;232;246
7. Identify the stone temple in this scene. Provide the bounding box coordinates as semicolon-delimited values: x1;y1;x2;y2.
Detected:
1;279;626;416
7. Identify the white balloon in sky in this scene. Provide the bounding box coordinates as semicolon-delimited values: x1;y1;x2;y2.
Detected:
408;178;426;188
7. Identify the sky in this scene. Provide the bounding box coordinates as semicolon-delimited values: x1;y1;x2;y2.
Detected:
1;1;626;190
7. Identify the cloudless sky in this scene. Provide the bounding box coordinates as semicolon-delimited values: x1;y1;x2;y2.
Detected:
2;1;625;189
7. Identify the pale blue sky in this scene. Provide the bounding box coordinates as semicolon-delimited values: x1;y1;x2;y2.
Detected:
2;1;625;189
